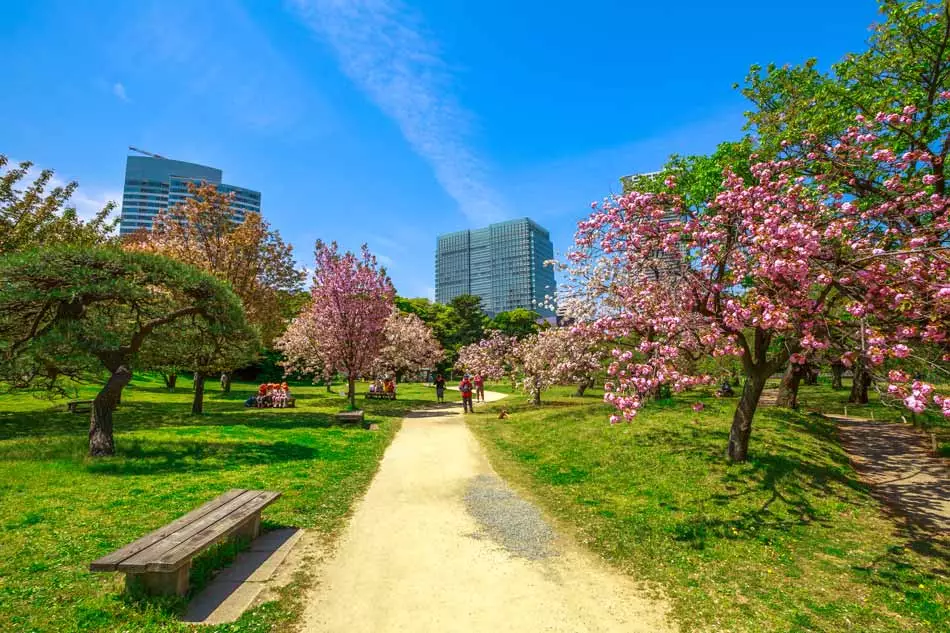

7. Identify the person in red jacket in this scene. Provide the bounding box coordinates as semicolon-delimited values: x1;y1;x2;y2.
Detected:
459;375;474;413
473;374;485;402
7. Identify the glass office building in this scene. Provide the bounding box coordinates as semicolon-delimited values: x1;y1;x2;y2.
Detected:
435;218;556;317
119;155;261;236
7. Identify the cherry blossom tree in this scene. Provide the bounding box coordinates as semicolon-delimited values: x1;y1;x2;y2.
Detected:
456;330;519;382
276;303;332;385
372;309;444;380
517;327;603;405
289;241;394;410
567;106;949;461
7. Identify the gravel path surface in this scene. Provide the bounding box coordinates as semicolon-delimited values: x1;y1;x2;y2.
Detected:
464;474;556;560
301;391;675;633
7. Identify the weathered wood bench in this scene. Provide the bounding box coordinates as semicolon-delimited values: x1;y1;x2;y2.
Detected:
67;399;94;414
252;397;296;408
336;410;366;426
365;392;395;400
90;489;281;596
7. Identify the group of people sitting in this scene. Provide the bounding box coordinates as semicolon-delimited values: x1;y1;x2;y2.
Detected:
246;382;292;408
368;378;397;395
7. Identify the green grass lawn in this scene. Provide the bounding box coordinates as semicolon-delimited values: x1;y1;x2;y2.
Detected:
472;382;949;633
0;374;440;633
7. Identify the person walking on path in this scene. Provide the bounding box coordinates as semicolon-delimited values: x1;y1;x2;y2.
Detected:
473;374;485;402
434;374;446;403
459;375;474;413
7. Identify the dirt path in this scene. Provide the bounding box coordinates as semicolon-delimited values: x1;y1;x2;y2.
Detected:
835;416;950;534
301;391;674;632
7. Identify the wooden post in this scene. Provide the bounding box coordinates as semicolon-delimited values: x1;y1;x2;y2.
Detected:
234;513;262;541
126;564;190;596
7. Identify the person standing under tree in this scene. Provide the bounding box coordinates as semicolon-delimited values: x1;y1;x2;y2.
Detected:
434;374;446;403
459;375;474;413
474;374;485;402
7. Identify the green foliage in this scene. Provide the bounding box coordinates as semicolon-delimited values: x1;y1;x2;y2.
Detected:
0;155;117;254
469;383;948;633
0;247;248;391
446;294;488;349
0;375;436;632
143;314;262;378
623;139;756;209
742;0;950;193
487;308;541;339
395;296;455;345
394;295;489;370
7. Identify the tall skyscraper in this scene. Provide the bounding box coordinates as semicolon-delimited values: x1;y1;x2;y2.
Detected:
119;151;261;236
435;218;556;317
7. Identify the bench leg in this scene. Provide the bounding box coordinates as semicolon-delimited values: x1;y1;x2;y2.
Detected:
233;512;261;541
126;563;190;596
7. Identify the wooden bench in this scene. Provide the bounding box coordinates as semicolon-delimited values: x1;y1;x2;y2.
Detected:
365;392;395;400
253;397;295;408
90;489;281;596
67;400;94;414
336;410;366;426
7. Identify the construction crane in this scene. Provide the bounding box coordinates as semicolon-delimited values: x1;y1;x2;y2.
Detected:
128;146;167;160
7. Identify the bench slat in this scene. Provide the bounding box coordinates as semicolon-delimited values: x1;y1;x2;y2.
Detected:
115;491;279;572
143;491;281;572
90;489;249;571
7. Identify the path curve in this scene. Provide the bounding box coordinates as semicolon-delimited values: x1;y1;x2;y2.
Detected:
835;416;950;534
301;391;674;632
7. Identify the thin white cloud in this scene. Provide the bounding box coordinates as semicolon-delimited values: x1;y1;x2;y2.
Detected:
112;82;130;102
48;173;121;222
290;0;505;224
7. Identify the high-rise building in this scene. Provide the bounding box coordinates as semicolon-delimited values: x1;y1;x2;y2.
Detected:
435;218;556;317
119;152;261;236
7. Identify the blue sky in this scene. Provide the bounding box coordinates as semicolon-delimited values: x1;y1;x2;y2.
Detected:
0;0;880;299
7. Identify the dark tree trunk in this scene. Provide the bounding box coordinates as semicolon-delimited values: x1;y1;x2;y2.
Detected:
325;380;333;393
162;372;177;391
849;358;871;404
830;362;844;390
347;375;356;410
775;363;805;409
89;366;132;457
727;369;769;462
220;372;232;393
575;376;594;397
532;386;541;406
192;372;206;414
804;365;819;386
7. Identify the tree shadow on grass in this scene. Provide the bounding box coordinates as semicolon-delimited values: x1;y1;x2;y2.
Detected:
849;531;949;627
673;448;873;550
0;409;97;440
84;439;335;476
0;399;415;442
